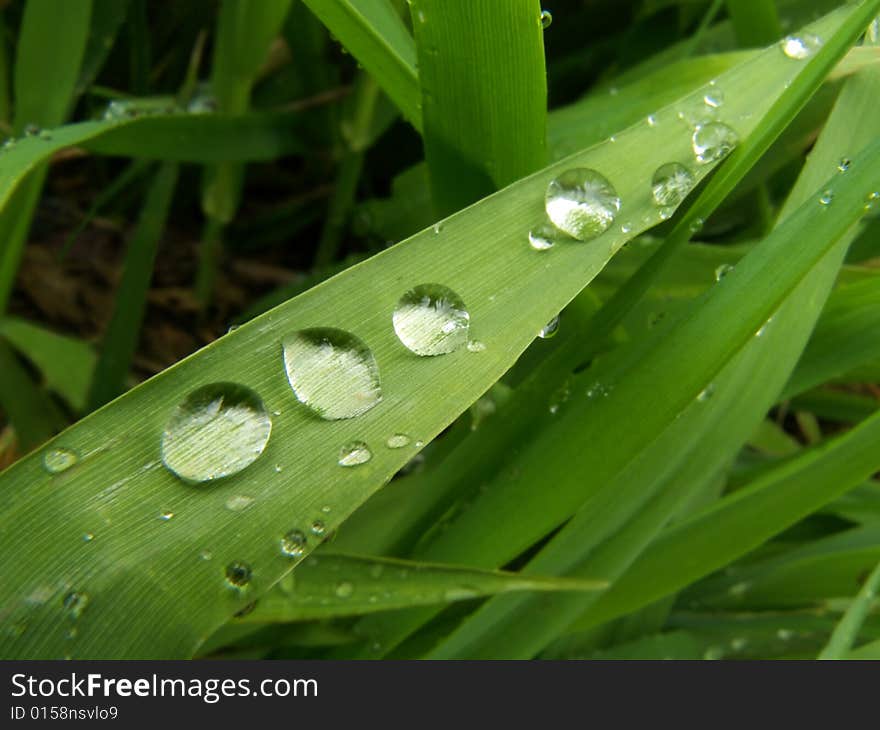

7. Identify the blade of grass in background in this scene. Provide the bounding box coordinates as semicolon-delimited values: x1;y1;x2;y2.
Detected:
410;0;547;216
818;557;880;658
725;0;781;46
86;163;179;410
197;0;292;307
302;0;420;128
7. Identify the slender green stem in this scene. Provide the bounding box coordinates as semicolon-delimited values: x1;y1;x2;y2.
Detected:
818;557;880;659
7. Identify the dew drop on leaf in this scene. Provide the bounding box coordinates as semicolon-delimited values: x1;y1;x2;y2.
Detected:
62;591;89;620
335;581;354;599
392;284;470;356
540;9;552;28
545;168;620;240
528;223;557;251
42;447;79;474
225;495;255;512
281;529;307;558
466;340;486;353
161;383;271;483
715;264;734;281
691;122;738;164
386;433;411;449
819;190;833;205
225;561;252;588
538;315;560;339
282;328;382;420
780;33;822;59
651;162;695;208
338;440;372;467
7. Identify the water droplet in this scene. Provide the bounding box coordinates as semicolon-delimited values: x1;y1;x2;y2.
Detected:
39;130;52;141
647;114;657;127
2;138;16;152
281;529;307;558
282;328;382;420
538;315;560;339
82;532;94;543
689;217;704;234
225;561;252;588
43;447;79;474
339;440;372;467
586;381;612;399
392;284;470;356
780;33;822;60
321;505;332;514
728;581;749;597
730;637;748;652
199;549;213;561
528;223;557;251
819;190;833;205
24;123;40;137
161;382;272;483
621;222;632;234
386;433;411;449
62;591;89;620
692;122;738;164
335;581;354;598
703;645;724;660
545;168;620;240
274;464;282;473
310;520;326;537
540;9;552;28
651;162;695;208
225;494;255;512
158;510;174;521
703;89;724;108
466;340;486;353
715;264;734;281
837;158;851;173
697;384;715;402
432;222;442;234
866;191;880;211
776;628;794;641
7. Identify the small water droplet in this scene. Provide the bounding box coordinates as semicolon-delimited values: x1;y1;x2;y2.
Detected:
310;520;326;537
776;628;794;641
225;494;255;512
432;222;442;234
866;191;880;211
647;114;657;127
819;190;833;205
780;33;822;60
837;158;851;173
540;9;552;28
689;217;705;234
281;529;307;558
158;510;174;521
321;505;332;514
545;168;620;240
730;637;748;652
225;561;252;588
24;123;40;137
2;137;17;152
715;264;734;281
392;284;470;356
274;464;282;473
703;645;724;660
528;223;557;251
728;581;750;597
697;384;715;402
161;383;272;483
538;315;560;339
466;339;486;353
703;89;724;108
621;222;632;234
282;328;382;420
386;433;411;449
651;162;695;208
43;447;79;474
62;591;89;620
335;581;354;598
39;129;52;141
339;440;372;467
199;549;213;561
692;122;738;164
586;382;612;399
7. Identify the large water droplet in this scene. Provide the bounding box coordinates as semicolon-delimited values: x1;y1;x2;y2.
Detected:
692;123;738;164
545;168;620;240
339;441;372;467
780;33;822;60
43;447;79;474
392;284;470;356
281;529;307;558
540;9;552;28
282;328;382;420
538;315;560;339
225;561;252;589
161;383;272;483
651;162;695;208
528;224;557;251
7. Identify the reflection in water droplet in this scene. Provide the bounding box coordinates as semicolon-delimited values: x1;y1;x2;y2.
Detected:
819;190;833;205
692;122;738;164
780;33;822;60
386;433;411;449
540;9;552;28
43;448;79;474
225;495;255;512
651;162;695;208
158;511;175;521
62;591;89;620
647;114;657;127
538;315;560;339
281;529;307;558
335;581;354;598
82;533;94;543
466;340;486;353
528;223;557;251
282;328;382;420
715;264;734;281
339;441;372;467
545;168;620;240
703;89;724;108
392;284;470;356
161;383;271;483
225;561;252;588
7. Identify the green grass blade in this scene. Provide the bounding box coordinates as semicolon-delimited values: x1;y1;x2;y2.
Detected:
302;0;421;128
411;0;547;215
236;552;606;623
87;163;179;410
725;0;781;46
